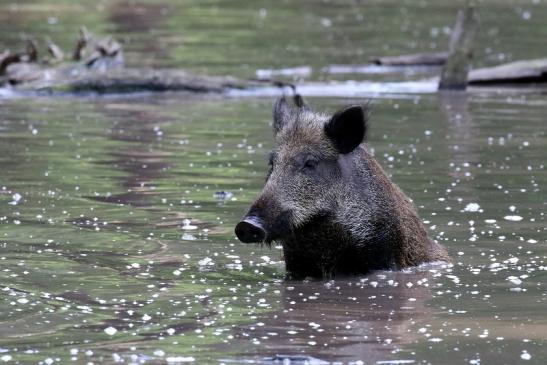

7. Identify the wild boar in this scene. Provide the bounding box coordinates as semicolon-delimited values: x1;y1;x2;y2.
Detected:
235;96;449;278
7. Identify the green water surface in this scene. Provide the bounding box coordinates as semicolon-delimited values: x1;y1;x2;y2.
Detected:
0;1;546;364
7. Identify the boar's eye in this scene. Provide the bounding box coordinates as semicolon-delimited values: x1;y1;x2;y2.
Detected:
302;158;318;172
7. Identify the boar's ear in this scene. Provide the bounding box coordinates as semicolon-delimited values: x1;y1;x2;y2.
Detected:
272;96;292;135
325;105;368;154
293;93;310;112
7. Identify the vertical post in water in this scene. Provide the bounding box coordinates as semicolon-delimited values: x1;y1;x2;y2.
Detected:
439;5;479;90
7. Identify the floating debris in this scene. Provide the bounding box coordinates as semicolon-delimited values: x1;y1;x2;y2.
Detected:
1;28;262;94
262;354;329;364
214;191;233;201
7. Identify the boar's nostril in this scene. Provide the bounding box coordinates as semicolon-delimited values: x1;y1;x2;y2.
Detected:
235;217;266;243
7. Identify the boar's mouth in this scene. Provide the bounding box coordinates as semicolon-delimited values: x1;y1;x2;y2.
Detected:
281;212;334;243
236;210;333;246
264;210;293;243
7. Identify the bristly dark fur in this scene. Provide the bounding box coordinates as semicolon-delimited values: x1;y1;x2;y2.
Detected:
239;95;450;278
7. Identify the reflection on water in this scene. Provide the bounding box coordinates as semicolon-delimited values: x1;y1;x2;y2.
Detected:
90;103;174;207
108;1;172;67
224;269;441;364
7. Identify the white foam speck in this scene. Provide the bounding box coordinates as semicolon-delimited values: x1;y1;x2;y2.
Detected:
507;276;522;285
104;327;117;335
198;257;214;267
182;219;198;230
463;203;481;212
166;356;195;363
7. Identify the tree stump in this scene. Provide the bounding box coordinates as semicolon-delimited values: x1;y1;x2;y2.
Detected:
439;5;479;90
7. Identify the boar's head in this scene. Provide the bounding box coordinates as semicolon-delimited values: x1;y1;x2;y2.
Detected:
235;96;368;245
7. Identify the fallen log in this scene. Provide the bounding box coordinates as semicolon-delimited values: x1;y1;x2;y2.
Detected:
468;58;547;85
7;65;260;94
370;52;448;66
0;51;24;75
1;27;260;95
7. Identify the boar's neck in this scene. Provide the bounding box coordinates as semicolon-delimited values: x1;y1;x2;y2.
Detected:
342;146;444;268
281;212;398;279
280;212;386;279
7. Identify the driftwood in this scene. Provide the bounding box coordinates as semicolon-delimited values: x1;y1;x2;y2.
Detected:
469;58;547;85
7;65;259;94
2;63;43;84
25;38;38;62
1;28;261;94
4;24;546;97
73;26;92;61
1;27;124;83
370;52;448;66
46;37;64;63
0;39;39;75
0;51;22;75
439;6;479;90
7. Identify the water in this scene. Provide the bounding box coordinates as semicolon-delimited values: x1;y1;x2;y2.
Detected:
1;1;546;364
2;0;547;79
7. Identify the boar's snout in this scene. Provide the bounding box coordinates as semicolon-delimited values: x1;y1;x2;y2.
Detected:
235;216;266;243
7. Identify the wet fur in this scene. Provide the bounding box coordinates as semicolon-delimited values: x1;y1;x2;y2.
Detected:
245;97;449;278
